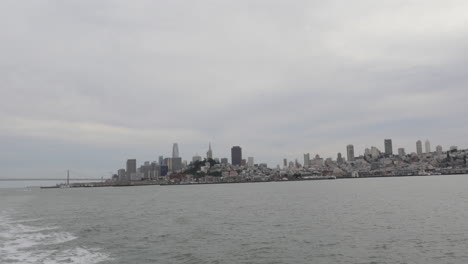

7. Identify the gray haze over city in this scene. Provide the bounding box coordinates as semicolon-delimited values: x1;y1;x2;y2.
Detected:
1;1;468;179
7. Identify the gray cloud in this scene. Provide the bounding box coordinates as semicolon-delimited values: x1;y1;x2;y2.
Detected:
1;0;468;177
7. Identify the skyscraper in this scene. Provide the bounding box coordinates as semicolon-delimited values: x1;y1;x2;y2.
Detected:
398;148;406;157
247;157;254;168
416;140;423;155
207;143;213;159
231;146;242;166
126;159;136;178
158;156;164;165
347;145;355;162
172;143;179;158
303;153;310;168
384;139;393;155
337;153;343;164
425;140;431;153
436;145;443;155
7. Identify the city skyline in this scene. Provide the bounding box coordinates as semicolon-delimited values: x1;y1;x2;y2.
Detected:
1;1;468;179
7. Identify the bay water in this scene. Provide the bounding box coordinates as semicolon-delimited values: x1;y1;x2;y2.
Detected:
1;175;468;263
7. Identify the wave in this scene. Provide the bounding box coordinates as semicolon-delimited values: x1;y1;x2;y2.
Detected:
0;211;111;264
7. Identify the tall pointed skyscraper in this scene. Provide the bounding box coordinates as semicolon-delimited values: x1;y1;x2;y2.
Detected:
172;143;179;158
207;143;213;159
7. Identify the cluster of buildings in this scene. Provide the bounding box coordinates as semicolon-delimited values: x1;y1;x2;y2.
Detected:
112;139;467;183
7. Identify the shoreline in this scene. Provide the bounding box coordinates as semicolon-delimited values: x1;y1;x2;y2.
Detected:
38;173;468;189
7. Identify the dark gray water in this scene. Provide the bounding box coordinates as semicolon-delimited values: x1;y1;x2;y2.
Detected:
1;175;468;264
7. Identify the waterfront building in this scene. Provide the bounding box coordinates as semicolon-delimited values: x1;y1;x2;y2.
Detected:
172;143;179;158
160;165;168;176
126;159;137;178
347;145;355;162
207;143;213;159
231;146;242;166
398;148;406;157
425;140;431;153
416;140;423;155
436;145;443;155
384;139;393;155
303;153;310;168
247;157;254;168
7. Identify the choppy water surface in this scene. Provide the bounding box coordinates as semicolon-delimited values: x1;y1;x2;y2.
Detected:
1;175;468;264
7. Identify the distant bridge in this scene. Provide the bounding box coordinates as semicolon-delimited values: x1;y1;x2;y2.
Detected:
0;178;103;181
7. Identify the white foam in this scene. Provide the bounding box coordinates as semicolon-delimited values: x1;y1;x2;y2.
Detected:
0;211;111;264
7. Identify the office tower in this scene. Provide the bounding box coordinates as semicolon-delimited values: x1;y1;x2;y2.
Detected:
207;143;213;159
398;148;406;157
221;158;228;164
347;145;355;162
172;157;182;171
436;145;443;155
384;139;393;155
283;158;287;168
425;140;431;153
241;159;247;166
303;153;310;168
231;146;242;166
126;159;137;175
158;156;164;165
370;146;380;158
337;153;343;164
172;143;179;158
247;157;254;168
118;169;126;181
416;140;423;155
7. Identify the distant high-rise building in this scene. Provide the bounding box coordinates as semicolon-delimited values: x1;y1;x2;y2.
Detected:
192;155;202;162
416;140;423;155
436;145;443;155
172;143;179;158
221;158;228;164
241;159;247;167
347;145;355;162
337;153;343;164
158;156;164;165
126;159;136;174
207;143;213;159
371;146;380;158
425;140;431;153
398;148;406;157
247;157;254;168
450;146;458;152
364;148;370;156
384;139;393;155
303;153;310;168
172;157;182;171
283;158;287;168
231;146;242;166
118;169;126;181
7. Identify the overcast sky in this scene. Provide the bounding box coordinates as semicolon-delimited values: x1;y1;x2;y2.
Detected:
1;0;468;178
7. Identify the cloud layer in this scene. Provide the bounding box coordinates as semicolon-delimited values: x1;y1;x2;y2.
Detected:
1;0;468;177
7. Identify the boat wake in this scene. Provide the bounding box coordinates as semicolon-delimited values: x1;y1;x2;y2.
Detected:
0;211;111;264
